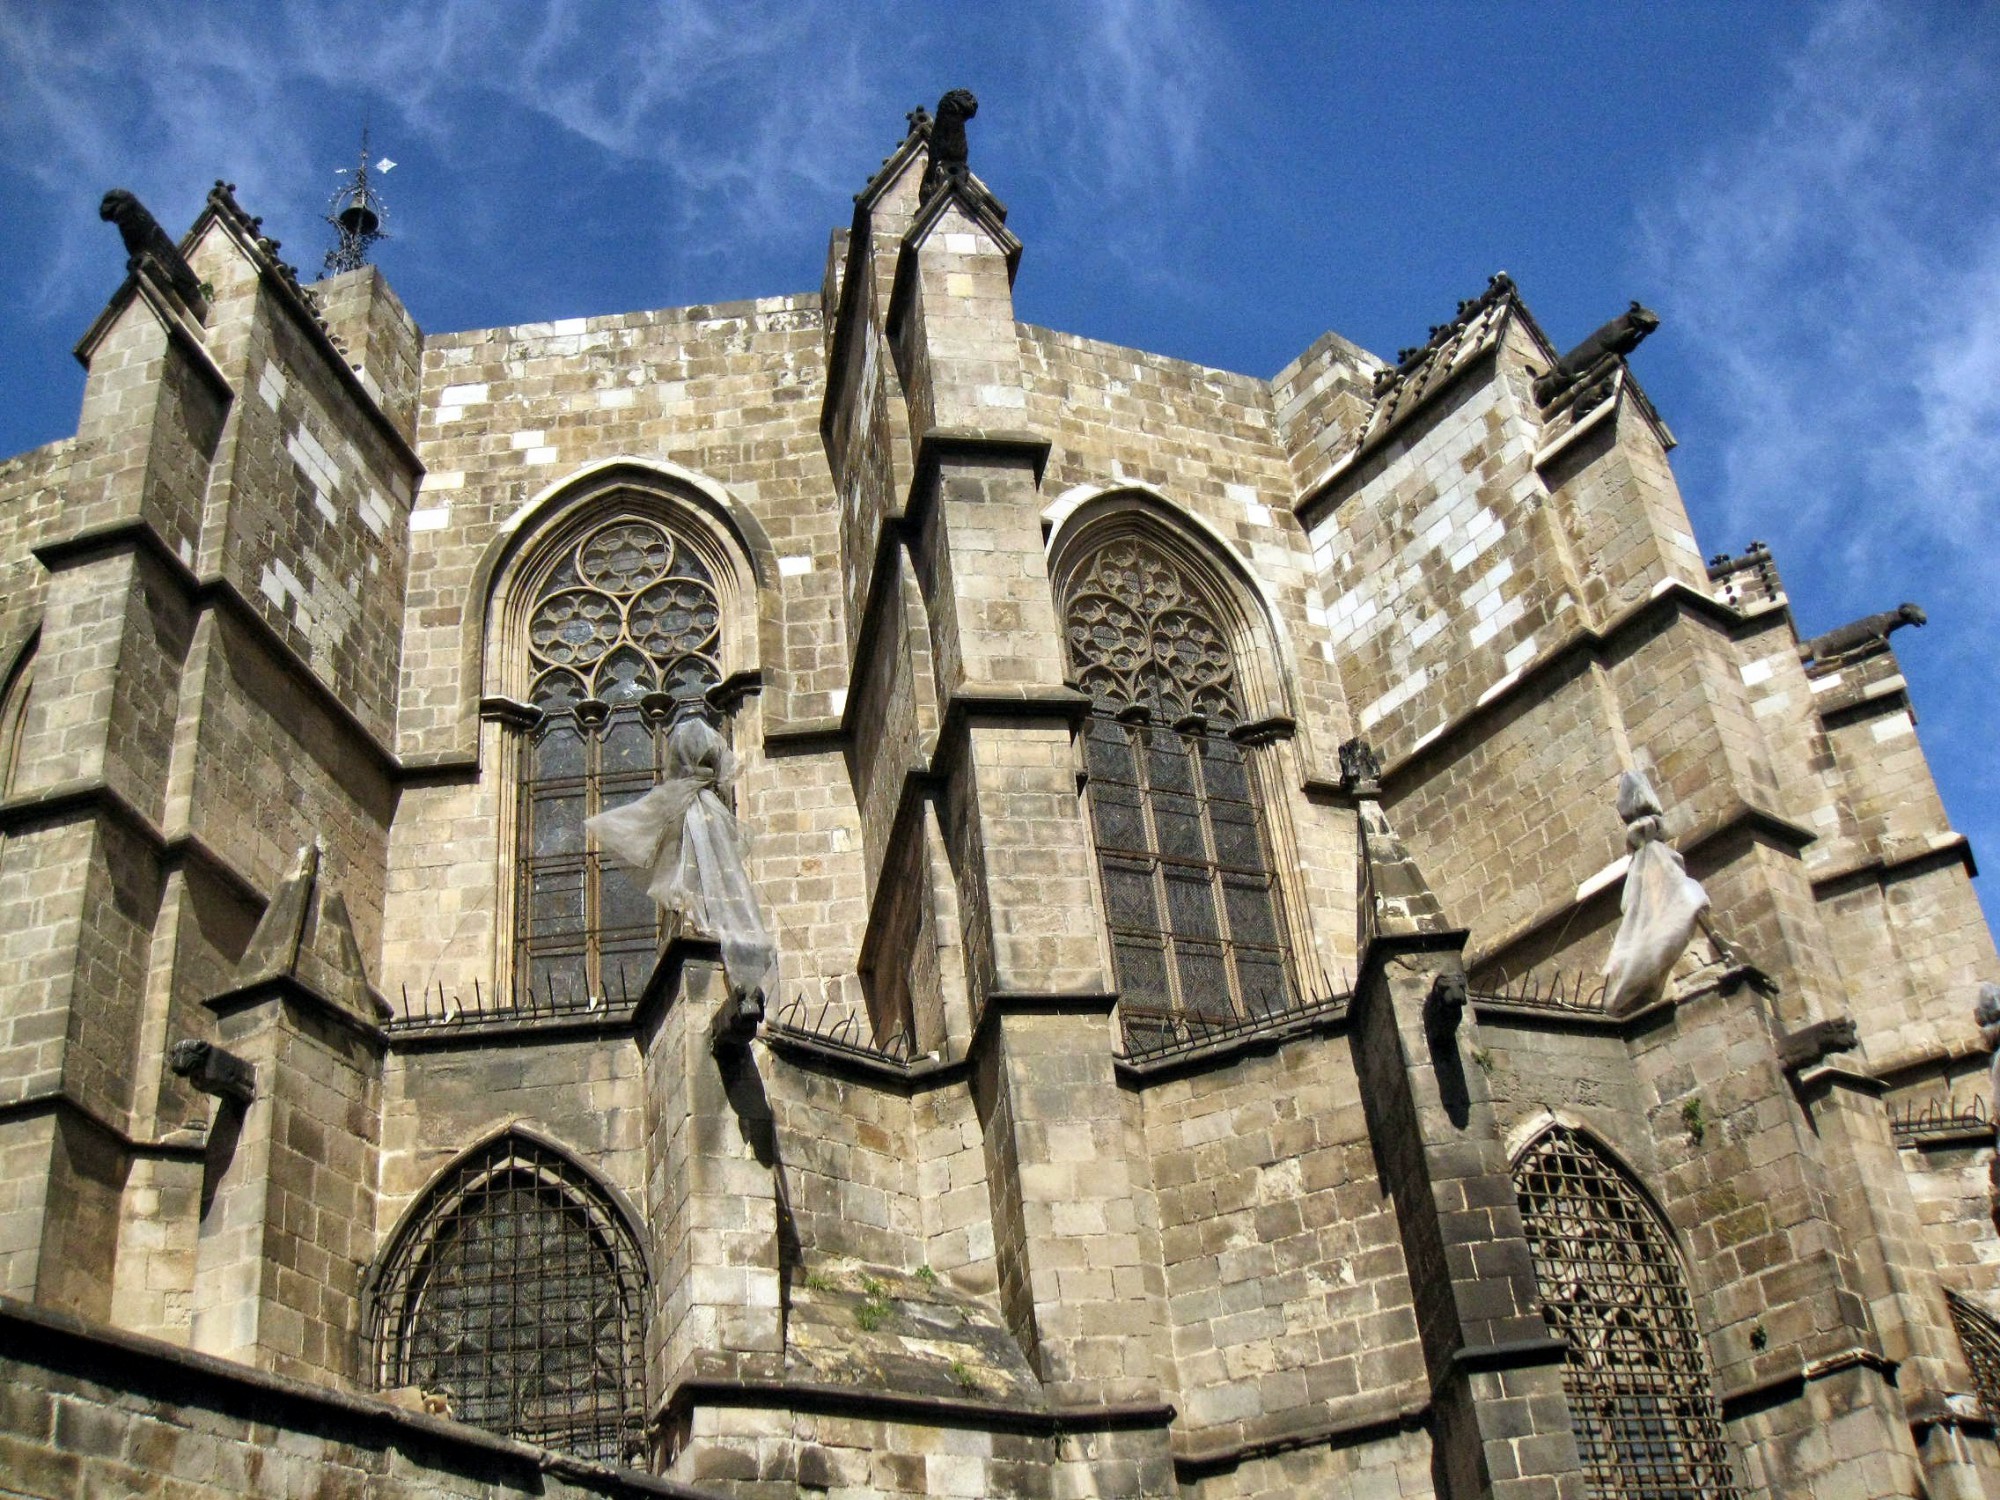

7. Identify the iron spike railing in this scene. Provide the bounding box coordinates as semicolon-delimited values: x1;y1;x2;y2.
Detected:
1117;975;1354;1066
767;993;913;1065
1890;1094;1991;1144
1468;971;1609;1015
390;966;628;1031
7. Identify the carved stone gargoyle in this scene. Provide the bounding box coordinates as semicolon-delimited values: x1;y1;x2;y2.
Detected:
1338;736;1384;796
99;188;207;311
1799;603;1925;666
1426;970;1468;1047
1533;301;1660;407
1774;1017;1860;1073
918;89;979;201
168;1038;255;1109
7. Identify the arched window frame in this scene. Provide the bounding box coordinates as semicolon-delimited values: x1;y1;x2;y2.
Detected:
482;470;762;1012
1947;1290;2000;1417
365;1126;652;1464
1048;494;1327;1050
0;631;34;872
1511;1123;1744;1499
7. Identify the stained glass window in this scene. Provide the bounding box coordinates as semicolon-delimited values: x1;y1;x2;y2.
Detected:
372;1134;648;1464
1061;538;1292;1053
1514;1127;1743;1498
517;517;721;1007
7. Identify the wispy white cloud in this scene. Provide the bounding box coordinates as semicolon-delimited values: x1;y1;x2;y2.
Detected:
0;0;1248;330
1638;0;2000;903
1641;0;2000;584
1014;0;1236;281
0;0;903;311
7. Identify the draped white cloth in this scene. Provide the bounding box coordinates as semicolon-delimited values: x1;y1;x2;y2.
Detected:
584;714;777;1006
1603;770;1710;1017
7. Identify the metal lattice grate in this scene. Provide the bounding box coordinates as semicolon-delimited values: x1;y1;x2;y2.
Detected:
517;516;722;1009
1062;540;1296;1052
372;1135;648;1464
1948;1291;2000;1417
1514;1127;1743;1499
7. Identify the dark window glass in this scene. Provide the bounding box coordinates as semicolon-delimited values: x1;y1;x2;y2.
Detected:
516;517;721;1008
1514;1128;1744;1499
372;1135;648;1465
1061;538;1293;1050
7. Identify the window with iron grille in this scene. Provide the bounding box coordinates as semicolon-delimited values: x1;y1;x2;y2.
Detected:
1060;538;1292;1053
1514;1127;1743;1499
1948;1290;2000;1416
517;516;721;1008
371;1133;648;1464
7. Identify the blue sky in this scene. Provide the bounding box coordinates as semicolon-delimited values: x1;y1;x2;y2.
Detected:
3;0;1996;930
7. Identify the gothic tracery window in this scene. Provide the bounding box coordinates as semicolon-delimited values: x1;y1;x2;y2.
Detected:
1948;1290;2000;1417
1061;538;1292;1052
1514;1127;1743;1499
371;1133;648;1464
517;516;722;1007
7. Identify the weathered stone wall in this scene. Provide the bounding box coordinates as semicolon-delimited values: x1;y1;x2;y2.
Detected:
4;142;2000;1500
1143;1038;1424;1452
0;1298;714;1499
0;439;73;661
1270;328;1379;495
377;1029;648;1226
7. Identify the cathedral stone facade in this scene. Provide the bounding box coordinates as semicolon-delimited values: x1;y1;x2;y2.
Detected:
1;104;1997;1500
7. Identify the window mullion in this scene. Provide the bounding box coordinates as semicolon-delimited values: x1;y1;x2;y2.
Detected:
1132;720;1183;1021
584;725;603;1002
1189;730;1246;1021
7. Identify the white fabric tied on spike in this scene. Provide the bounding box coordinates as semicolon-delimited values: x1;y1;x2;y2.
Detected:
1603;769;1710;1017
1976;982;2000;1133
584;713;777;1007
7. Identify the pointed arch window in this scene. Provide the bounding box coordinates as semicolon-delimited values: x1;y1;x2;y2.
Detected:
1060;537;1293;1052
1514;1127;1743;1498
0;638;32;798
370;1133;648;1464
517;516;722;1007
1948;1291;2000;1417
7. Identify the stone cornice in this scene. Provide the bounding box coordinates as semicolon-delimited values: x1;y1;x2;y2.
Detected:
207;973;389;1052
31;517;407;788
659;1372;1169;1440
0;1295;716;1499
0;774;264;915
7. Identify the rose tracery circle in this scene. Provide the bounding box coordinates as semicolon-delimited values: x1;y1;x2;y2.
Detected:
578;522;673;592
1063;544;1240;721
526;517;724;705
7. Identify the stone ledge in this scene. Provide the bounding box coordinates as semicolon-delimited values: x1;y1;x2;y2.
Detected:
31;516;403;781
660;1372;1171;1439
0;1295;718;1499
1372;576;1767;792
1169;1398;1428;1481
0;774;265;915
1808;832;1976;894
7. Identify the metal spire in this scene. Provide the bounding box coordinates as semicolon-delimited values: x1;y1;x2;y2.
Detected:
322;126;394;276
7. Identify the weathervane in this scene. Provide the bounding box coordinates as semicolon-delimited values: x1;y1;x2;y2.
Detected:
322;127;395;276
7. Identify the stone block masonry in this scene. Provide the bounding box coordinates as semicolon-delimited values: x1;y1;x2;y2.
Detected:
0;102;1995;1499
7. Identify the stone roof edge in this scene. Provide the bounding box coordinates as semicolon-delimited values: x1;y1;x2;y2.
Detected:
422;291;826;349
199;182;423;473
0;1294;723;1499
1016;320;1275;393
1269;327;1384;394
0;432;76;479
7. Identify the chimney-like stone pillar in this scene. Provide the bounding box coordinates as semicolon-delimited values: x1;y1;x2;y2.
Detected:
640;942;783;1414
1350;798;1589;1500
188;845;385;1386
